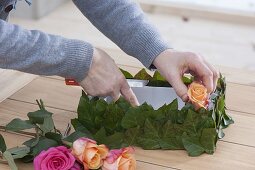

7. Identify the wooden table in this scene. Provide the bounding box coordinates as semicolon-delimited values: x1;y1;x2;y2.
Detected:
0;64;255;170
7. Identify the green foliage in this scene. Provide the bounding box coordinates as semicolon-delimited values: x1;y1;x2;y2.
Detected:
134;68;152;80
3;99;62;167
72;74;232;156
0;134;7;153
121;68;194;87
5;119;36;132
120;68;134;79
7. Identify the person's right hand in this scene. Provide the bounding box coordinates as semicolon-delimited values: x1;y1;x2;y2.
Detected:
79;48;139;106
153;49;219;102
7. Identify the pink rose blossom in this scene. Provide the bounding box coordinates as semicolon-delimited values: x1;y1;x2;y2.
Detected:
34;146;76;170
102;147;136;170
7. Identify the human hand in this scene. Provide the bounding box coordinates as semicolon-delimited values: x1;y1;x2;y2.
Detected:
79;48;139;106
153;49;219;101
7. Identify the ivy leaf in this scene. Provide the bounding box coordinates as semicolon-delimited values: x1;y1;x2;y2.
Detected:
121;103;153;129
77;95;96;132
116;97;131;111
137;119;162;150
159;137;184;150
134;68;152;80
71;119;93;138
147;71;170;87
125;127;140;146
120;68;133;79
136;137;161;150
104;104;124;134
0;134;7;153
200;128;217;154
182;133;205;156
3;151;17;170
5;119;36;132
182;75;194;84
94;128;124;149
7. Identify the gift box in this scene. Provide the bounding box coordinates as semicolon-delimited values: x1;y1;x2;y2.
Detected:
107;79;185;109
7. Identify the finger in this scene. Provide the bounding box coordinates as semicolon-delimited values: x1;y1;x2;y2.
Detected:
188;57;214;93
111;91;121;102
120;80;139;106
166;71;189;102
203;60;219;92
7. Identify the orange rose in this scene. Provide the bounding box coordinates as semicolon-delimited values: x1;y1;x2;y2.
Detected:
72;138;109;170
102;147;136;170
187;82;209;110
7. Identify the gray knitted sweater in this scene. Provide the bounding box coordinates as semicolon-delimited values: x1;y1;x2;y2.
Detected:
0;0;169;82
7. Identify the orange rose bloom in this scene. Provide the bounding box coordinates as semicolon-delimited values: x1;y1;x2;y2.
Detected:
72;138;109;170
187;82;209;110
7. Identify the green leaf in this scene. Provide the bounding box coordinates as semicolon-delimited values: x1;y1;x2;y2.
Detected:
23;136;40;148
182;133;205;156
116;97;131;111
121;104;153;129
7;146;30;159
104;103;124;134
27;110;53;124
71;119;93;138
31;138;58;156
120;68;133;79
134;68;152;80
3;151;18;170
125;127;140;146
39;117;55;135
137;137;161;150
143;119;160;138
45;132;62;144
21;155;34;163
64;131;91;143
147;71;170;87
159;137;184;150
5;119;36;132
217;96;225;112
77;95;96;132
182;75;194;84
94;128;124;149
0;134;7;153
200;128;217;154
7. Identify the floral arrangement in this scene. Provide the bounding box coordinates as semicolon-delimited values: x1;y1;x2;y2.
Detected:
0;68;233;170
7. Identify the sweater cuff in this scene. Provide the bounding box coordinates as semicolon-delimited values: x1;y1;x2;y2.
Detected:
60;40;94;82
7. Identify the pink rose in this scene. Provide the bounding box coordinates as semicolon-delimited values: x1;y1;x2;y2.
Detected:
72;137;109;170
34;146;76;170
102;147;136;170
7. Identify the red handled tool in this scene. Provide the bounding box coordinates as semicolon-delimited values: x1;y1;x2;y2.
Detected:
65;78;79;86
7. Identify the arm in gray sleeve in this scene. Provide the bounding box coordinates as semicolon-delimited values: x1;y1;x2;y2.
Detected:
72;0;170;68
0;19;93;82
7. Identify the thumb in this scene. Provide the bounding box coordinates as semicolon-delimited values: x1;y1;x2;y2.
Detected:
120;79;139;107
166;71;188;102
